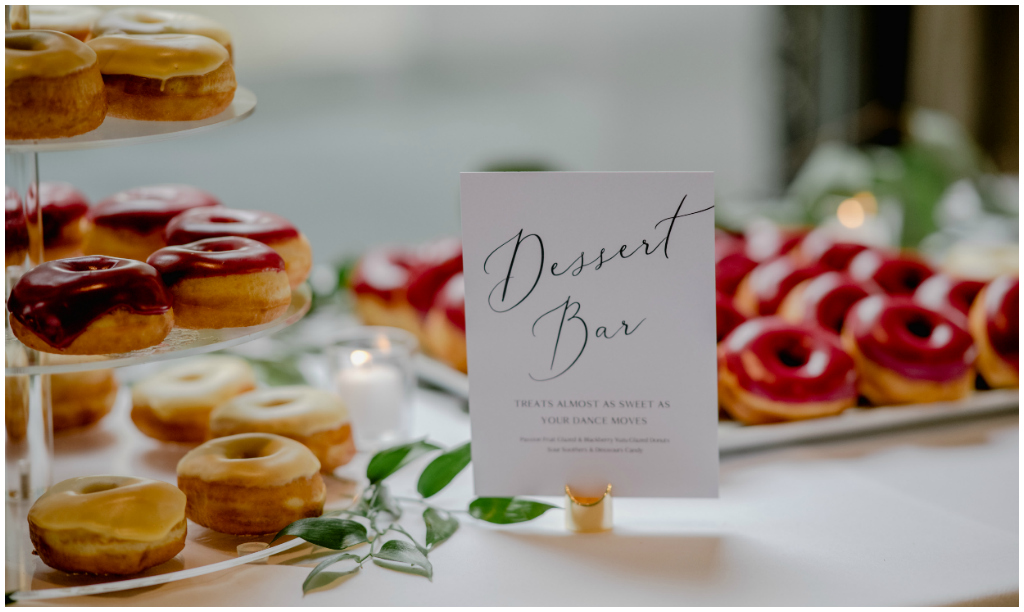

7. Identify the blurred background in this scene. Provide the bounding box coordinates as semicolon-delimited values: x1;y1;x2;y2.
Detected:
41;5;1019;274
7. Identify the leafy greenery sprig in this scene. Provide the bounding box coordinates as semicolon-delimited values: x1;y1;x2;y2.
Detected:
271;440;558;594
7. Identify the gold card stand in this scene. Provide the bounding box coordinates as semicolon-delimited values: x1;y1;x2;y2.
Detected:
564;484;613;533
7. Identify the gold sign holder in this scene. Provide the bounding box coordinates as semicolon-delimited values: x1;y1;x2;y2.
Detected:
564;484;613;533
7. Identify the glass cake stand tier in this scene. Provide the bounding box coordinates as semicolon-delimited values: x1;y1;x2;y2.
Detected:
5;283;311;376
4;87;256;153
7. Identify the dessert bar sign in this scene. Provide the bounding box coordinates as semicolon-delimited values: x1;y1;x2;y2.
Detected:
460;172;718;497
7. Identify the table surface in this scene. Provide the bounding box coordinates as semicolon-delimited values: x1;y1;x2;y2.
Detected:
18;384;1020;606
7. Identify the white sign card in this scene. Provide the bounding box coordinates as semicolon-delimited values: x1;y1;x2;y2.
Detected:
460;172;718;498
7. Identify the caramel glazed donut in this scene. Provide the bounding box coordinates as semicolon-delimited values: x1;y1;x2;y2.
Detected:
131;355;257;443
6;30;106;139
92;7;234;60
25;5;103;42
177;433;326;535
209;386;356;472
28;475;187;575
87;33;236;121
7;256;173;355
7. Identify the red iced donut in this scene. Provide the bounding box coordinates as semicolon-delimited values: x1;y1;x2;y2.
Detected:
6;186;28;267
848;250;934;296
779;271;873;334
734;257;824;316
404;238;463;336
164;207;311;289
350;246;419;333
718;317;857;424
7;256;173;355
743;221;810;263
84;185;220;261
913;273;985;328
792;228;871;271
424;272;467;373
841;295;975;405
148;237;291;329
30;181;90;262
716;292;746;343
715;230;756;297
967;276;1018;389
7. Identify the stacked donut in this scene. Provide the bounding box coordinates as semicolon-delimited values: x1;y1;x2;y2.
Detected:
6;7;236;140
715;222;1019;425
5;182;312;355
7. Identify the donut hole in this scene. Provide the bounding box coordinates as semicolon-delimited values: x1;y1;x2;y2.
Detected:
178;373;203;382
80;482;118;494
905;316;934;339
6;37;44;51
259;398;294;409
133;14;164;24
776;340;811;368
208;216;242;224
226;441;272;460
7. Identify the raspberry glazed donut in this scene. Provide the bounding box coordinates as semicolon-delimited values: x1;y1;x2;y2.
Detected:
177;433;326;535
51;368;119;433
716;292;747;343
5;30;107;139
743;220;810;263
405;238;463;338
30;181;90;262
425;273;468;373
209;386;356;473
28;475;186;575
718;317;857;425
913;274;985;328
967;276;1018;389
715;230;757;297
779;272;873;335
147;237;291;329
131;355;257;443
164;207;312;289
734;257;824;317
26;6;103;42
6;186;29;267
84;184;220;261
7;256;173;355
92;8;233;60
792;228;872;271
350;246;419;332
87;34;235;121
842;295;976;405
848;250;934;296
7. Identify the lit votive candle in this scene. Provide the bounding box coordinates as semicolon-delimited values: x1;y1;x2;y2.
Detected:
335;350;408;449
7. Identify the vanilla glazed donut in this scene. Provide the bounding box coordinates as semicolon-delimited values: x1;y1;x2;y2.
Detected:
350;246;419;332
92;8;233;60
28;475;186;575
6;30;106;139
26;6;103;42
131;356;257;443
842;295;976;405
87;33;235;121
51;368;119;432
209;386;356;473
7;256;173;355
424;272;468;373
164;207;312;289
147;237;292;329
177;433;326;535
967;275;1018;389
30;181;91;263
718;317;857;425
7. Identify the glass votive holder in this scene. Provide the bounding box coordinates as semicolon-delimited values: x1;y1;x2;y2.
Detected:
326;326;418;452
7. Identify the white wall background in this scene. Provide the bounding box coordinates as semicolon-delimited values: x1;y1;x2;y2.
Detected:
41;6;782;265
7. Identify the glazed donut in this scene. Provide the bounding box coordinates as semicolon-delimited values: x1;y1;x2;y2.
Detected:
51;368;119;433
131;355;257;443
716;292;746;343
913;274;985;328
405;238;463;338
6;186;29;267
6;30;106;139
848;250;934;296
29;182;90;263
425;273;468;372
147;237;291;329
7;256;173;355
792;228;871;271
718;317;857;425
87;34;235;121
85;185;220;261
26;6;102;42
779;272;872;334
715;231;757;297
177;433;326;535
350;246;419;333
164;207;312;289
743;220;810;263
734;257;824;317
842;295;975;405
967;276;1018;389
209;387;356;473
28;475;186;575
92;8;233;60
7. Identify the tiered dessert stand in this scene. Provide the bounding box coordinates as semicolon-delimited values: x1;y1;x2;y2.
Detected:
5;68;313;600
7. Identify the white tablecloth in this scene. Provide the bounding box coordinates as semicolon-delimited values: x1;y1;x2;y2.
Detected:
20;388;1019;606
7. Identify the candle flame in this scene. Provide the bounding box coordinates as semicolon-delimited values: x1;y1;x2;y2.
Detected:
350;350;372;367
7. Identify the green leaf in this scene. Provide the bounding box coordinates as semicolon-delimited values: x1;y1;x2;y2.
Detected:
272;518;368;550
302;552;362;594
372;539;432;580
371;483;402;519
417;442;471;498
366;440;441;484
468;498;559;524
423;507;459;548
